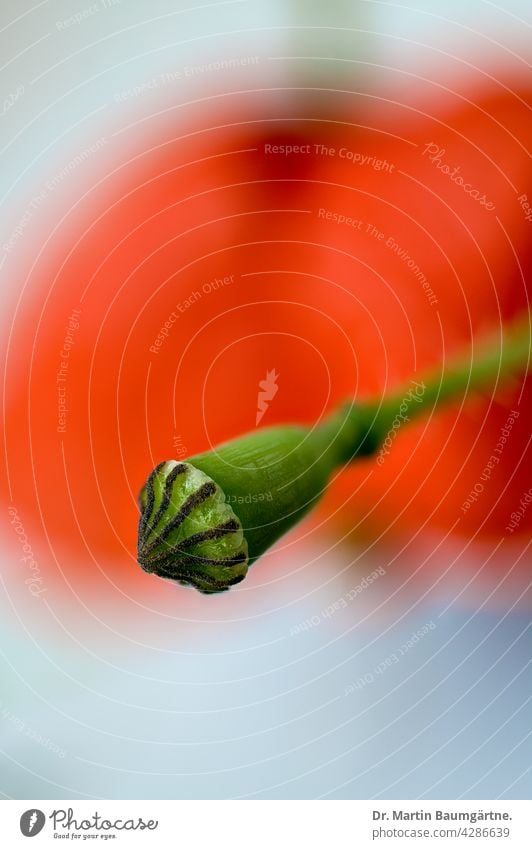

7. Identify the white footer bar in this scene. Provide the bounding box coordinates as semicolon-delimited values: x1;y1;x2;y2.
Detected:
0;800;529;848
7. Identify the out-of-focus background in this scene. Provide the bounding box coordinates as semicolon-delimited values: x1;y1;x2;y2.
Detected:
1;0;531;799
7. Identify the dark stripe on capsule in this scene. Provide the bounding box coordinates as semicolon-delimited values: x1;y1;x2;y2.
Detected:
182;549;248;569
140;519;241;570
177;519;240;550
140;480;217;558
141;463;187;543
156;558;247;593
137;461;166;538
151;547;246;576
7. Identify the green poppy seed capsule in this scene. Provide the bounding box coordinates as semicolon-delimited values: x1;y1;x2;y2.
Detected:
137;405;375;593
137;461;249;593
137;308;530;593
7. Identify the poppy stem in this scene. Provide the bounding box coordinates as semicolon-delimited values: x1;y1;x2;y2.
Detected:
340;311;530;460
137;310;530;591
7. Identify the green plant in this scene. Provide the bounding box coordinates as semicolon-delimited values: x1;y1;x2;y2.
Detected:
137;312;530;593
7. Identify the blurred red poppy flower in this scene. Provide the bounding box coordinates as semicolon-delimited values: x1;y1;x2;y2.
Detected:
2;76;530;594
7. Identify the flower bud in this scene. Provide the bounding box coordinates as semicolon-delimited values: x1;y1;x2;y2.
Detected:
137;407;375;593
137;461;248;593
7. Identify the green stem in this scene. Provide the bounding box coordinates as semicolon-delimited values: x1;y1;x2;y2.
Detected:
323;311;530;463
137;310;530;592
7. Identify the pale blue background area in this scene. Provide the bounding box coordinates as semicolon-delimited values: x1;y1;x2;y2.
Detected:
1;540;530;798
